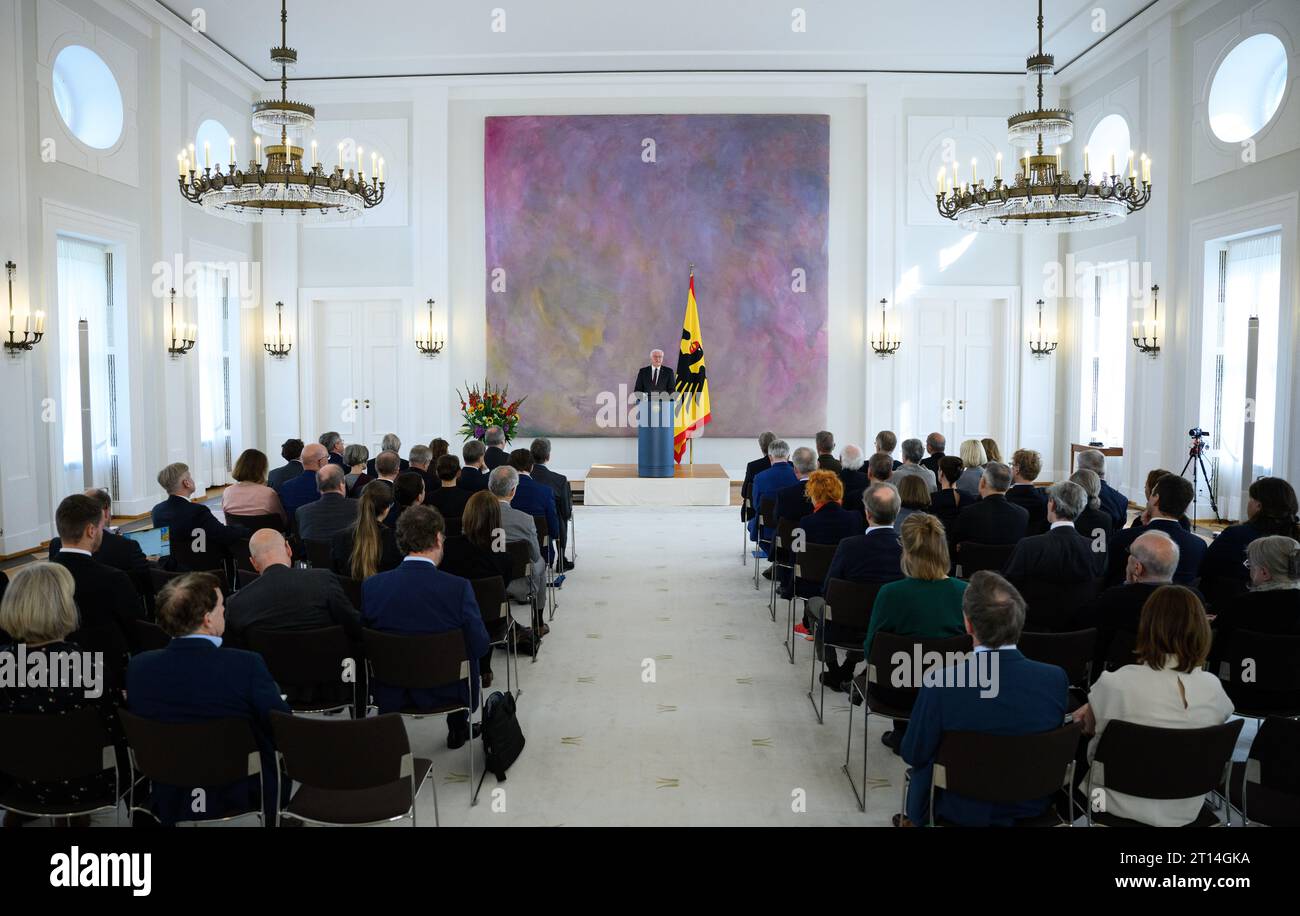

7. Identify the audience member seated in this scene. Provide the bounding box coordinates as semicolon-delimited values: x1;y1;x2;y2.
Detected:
1127;468;1188;530
483;426;509;470
439;490;514;687
127;572;290;825
741;431;776;524
490;466;547;627
276;443;328;519
1004;481;1106;585
368;450;402;497
894;475;932;530
955;439;987;498
837;445;869;511
1070;468;1113;546
366;434;409;477
775;447;817;524
749;439;796;550
1199;477;1300;600
0;563;127;827
899;571;1068;827
874;430;901;471
428;455;471;520
929;456;974;528
817;482;905;691
385;471;427;530
866;451;894;486
428;438;450;462
223;530;361;651
893;438;938;493
1072;585;1233;826
782;470;860;605
295;464;359;543
507;448;561;563
919;432;946;476
332;480;402;580
343;443;371;496
948;461;1026;547
458;439;491;493
1107;473;1205;587
47;487;151;597
362;506;490;749
221;449;287;526
980;437;1003;466
1007;448;1048;535
320;431;347;469
531;437;574;570
152;462;245;571
409;445;436;496
815;430;841;472
1210;535;1300;662
1072;530;1181;671
1076;448;1129;529
267;438;305;490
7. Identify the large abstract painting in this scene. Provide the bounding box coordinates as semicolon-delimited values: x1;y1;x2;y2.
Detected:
484;113;829;437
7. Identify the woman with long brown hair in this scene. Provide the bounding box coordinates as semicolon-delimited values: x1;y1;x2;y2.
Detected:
439;490;513;688
332;480;401;580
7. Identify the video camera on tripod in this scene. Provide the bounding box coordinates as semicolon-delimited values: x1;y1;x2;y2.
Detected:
1182;425;1221;525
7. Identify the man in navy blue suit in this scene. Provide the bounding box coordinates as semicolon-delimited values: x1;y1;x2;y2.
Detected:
1106;473;1206;586
151;462;246;571
362;505;490;748
775;447;818;524
1076;448;1129;529
457;439;490;493
740;432;776;523
277;442;328;519
320;431;348;468
900;570;1069;826
749;439;796;551
507;448;561;565
127;571;290;825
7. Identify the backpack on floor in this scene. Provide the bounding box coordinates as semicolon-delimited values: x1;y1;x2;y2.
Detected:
478;689;525;785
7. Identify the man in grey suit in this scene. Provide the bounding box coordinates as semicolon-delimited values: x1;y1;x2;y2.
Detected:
296;464;359;542
489;465;547;627
893;438;938;492
530;437;574;571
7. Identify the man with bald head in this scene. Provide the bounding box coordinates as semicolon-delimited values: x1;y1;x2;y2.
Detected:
277;442;329;518
222;529;360;652
295;463;359;542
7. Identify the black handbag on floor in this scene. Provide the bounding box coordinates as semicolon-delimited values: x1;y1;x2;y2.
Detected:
479;689;525;785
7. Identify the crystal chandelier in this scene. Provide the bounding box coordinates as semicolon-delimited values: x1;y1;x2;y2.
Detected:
936;0;1152;233
176;0;383;223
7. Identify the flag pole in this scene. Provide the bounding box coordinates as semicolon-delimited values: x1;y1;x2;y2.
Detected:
688;262;695;467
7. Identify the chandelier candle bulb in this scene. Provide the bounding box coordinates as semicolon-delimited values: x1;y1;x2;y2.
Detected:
254;136;261;165
177;152;184;177
1054;147;1061;172
310;140;317;168
1083;146;1090;174
995;152;1002;181
971;158;977;184
1128;150;1135;180
229;137;235;166
337;142;343;170
356;147;363;180
1109;151;1116;178
378;157;384;182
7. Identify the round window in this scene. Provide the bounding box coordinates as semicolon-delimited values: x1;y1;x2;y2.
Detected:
1208;33;1288;143
195;119;230;169
1086;114;1131;177
52;45;124;149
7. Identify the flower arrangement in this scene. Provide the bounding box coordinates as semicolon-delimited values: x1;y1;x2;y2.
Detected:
457;381;525;442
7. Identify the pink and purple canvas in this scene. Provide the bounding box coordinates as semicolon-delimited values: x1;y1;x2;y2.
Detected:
484;113;828;437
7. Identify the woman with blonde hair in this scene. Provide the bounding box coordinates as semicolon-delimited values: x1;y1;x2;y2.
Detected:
980;437;1003;465
955;439;987;498
1210;535;1300;660
331;480;401;580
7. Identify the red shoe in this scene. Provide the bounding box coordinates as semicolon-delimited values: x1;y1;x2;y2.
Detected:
793;623;813;641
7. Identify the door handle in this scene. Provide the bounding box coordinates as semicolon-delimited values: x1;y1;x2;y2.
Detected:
958;399;966;411
944;398;954;411
364;399;371;408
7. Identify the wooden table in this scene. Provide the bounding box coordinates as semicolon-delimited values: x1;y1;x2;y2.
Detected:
1070;443;1123;472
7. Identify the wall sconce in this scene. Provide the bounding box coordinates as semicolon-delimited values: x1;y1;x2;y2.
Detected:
1132;284;1160;356
415;298;444;357
868;297;901;357
1028;298;1058;358
4;260;45;356
166;287;197;358
264;301;293;359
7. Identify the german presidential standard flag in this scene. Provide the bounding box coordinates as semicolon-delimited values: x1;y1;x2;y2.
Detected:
673;266;712;462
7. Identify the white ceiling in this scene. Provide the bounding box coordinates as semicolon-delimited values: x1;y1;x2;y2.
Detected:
157;0;1160;81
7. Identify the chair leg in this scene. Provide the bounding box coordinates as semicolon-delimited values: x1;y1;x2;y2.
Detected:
468;707;477;807
807;636;824;723
430;765;440;827
842;680;866;812
784;592;796;664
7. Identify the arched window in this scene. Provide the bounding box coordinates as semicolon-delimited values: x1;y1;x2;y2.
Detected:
1086;114;1131;178
195;119;231;170
52;45;124;149
1208;34;1288;142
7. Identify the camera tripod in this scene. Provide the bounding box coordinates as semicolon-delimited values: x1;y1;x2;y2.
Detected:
1180;434;1222;529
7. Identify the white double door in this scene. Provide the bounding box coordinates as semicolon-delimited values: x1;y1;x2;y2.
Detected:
315;299;403;457
911;297;1005;448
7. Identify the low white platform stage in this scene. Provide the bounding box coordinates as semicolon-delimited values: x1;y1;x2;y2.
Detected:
582;463;731;507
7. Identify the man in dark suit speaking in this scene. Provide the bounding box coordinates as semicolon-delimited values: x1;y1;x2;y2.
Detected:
633;349;676;394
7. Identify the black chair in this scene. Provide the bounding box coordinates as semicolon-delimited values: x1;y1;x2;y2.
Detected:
740;496;751;566
1230;716;1300;826
531;514;556;620
361;628;478;806
225;513;285;533
923;723;1083;826
844;631;974;811
770;518;798;621
117;710;269;826
1086;719;1244;826
809;578;883;724
131;619;172;653
0;707;126;825
443;516;463;538
1019;628;1097;710
504;540;541;662
303;538;333;570
236;568;261;590
247;626;357;716
149;566;230;598
952;541;1015;578
229;538;255;574
1018;577;1104;632
785;540;838;665
269;711;436;827
1216;630;1300;718
752;495;777;591
1101;629;1139;675
471;575;520;697
336;574;364;612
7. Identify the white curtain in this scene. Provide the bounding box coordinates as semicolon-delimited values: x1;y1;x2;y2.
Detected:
1217;231;1281;518
196;265;235;486
55;237;109;497
1079;260;1128;447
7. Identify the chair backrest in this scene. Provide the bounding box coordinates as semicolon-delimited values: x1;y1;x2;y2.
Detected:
0;705;115;782
225;513;285;533
531;514;549;548
1020;577;1103;632
1103;629;1139;673
758;495;777;530
774;517;797;563
470;576;507;626
335;573;364;611
270;710;413;792
303;538;333;570
1018;628;1098;687
246;626;354;690
823;578;884;633
236;568;262;590
1092;718;1244;799
793;541;838;585
117;709;262;785
1219;630;1300;693
953;541;1015;578
934;723;1083;804
866;631;974;712
1243;715;1300;826
149;565;230;598
229;538;255;573
504;540;532;582
444;516;463;538
361;628;469;691
132;619;172;653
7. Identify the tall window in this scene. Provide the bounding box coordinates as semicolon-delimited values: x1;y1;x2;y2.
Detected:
1203;230;1281;518
196;264;239;485
55;236;121;498
1078;260;1128;446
